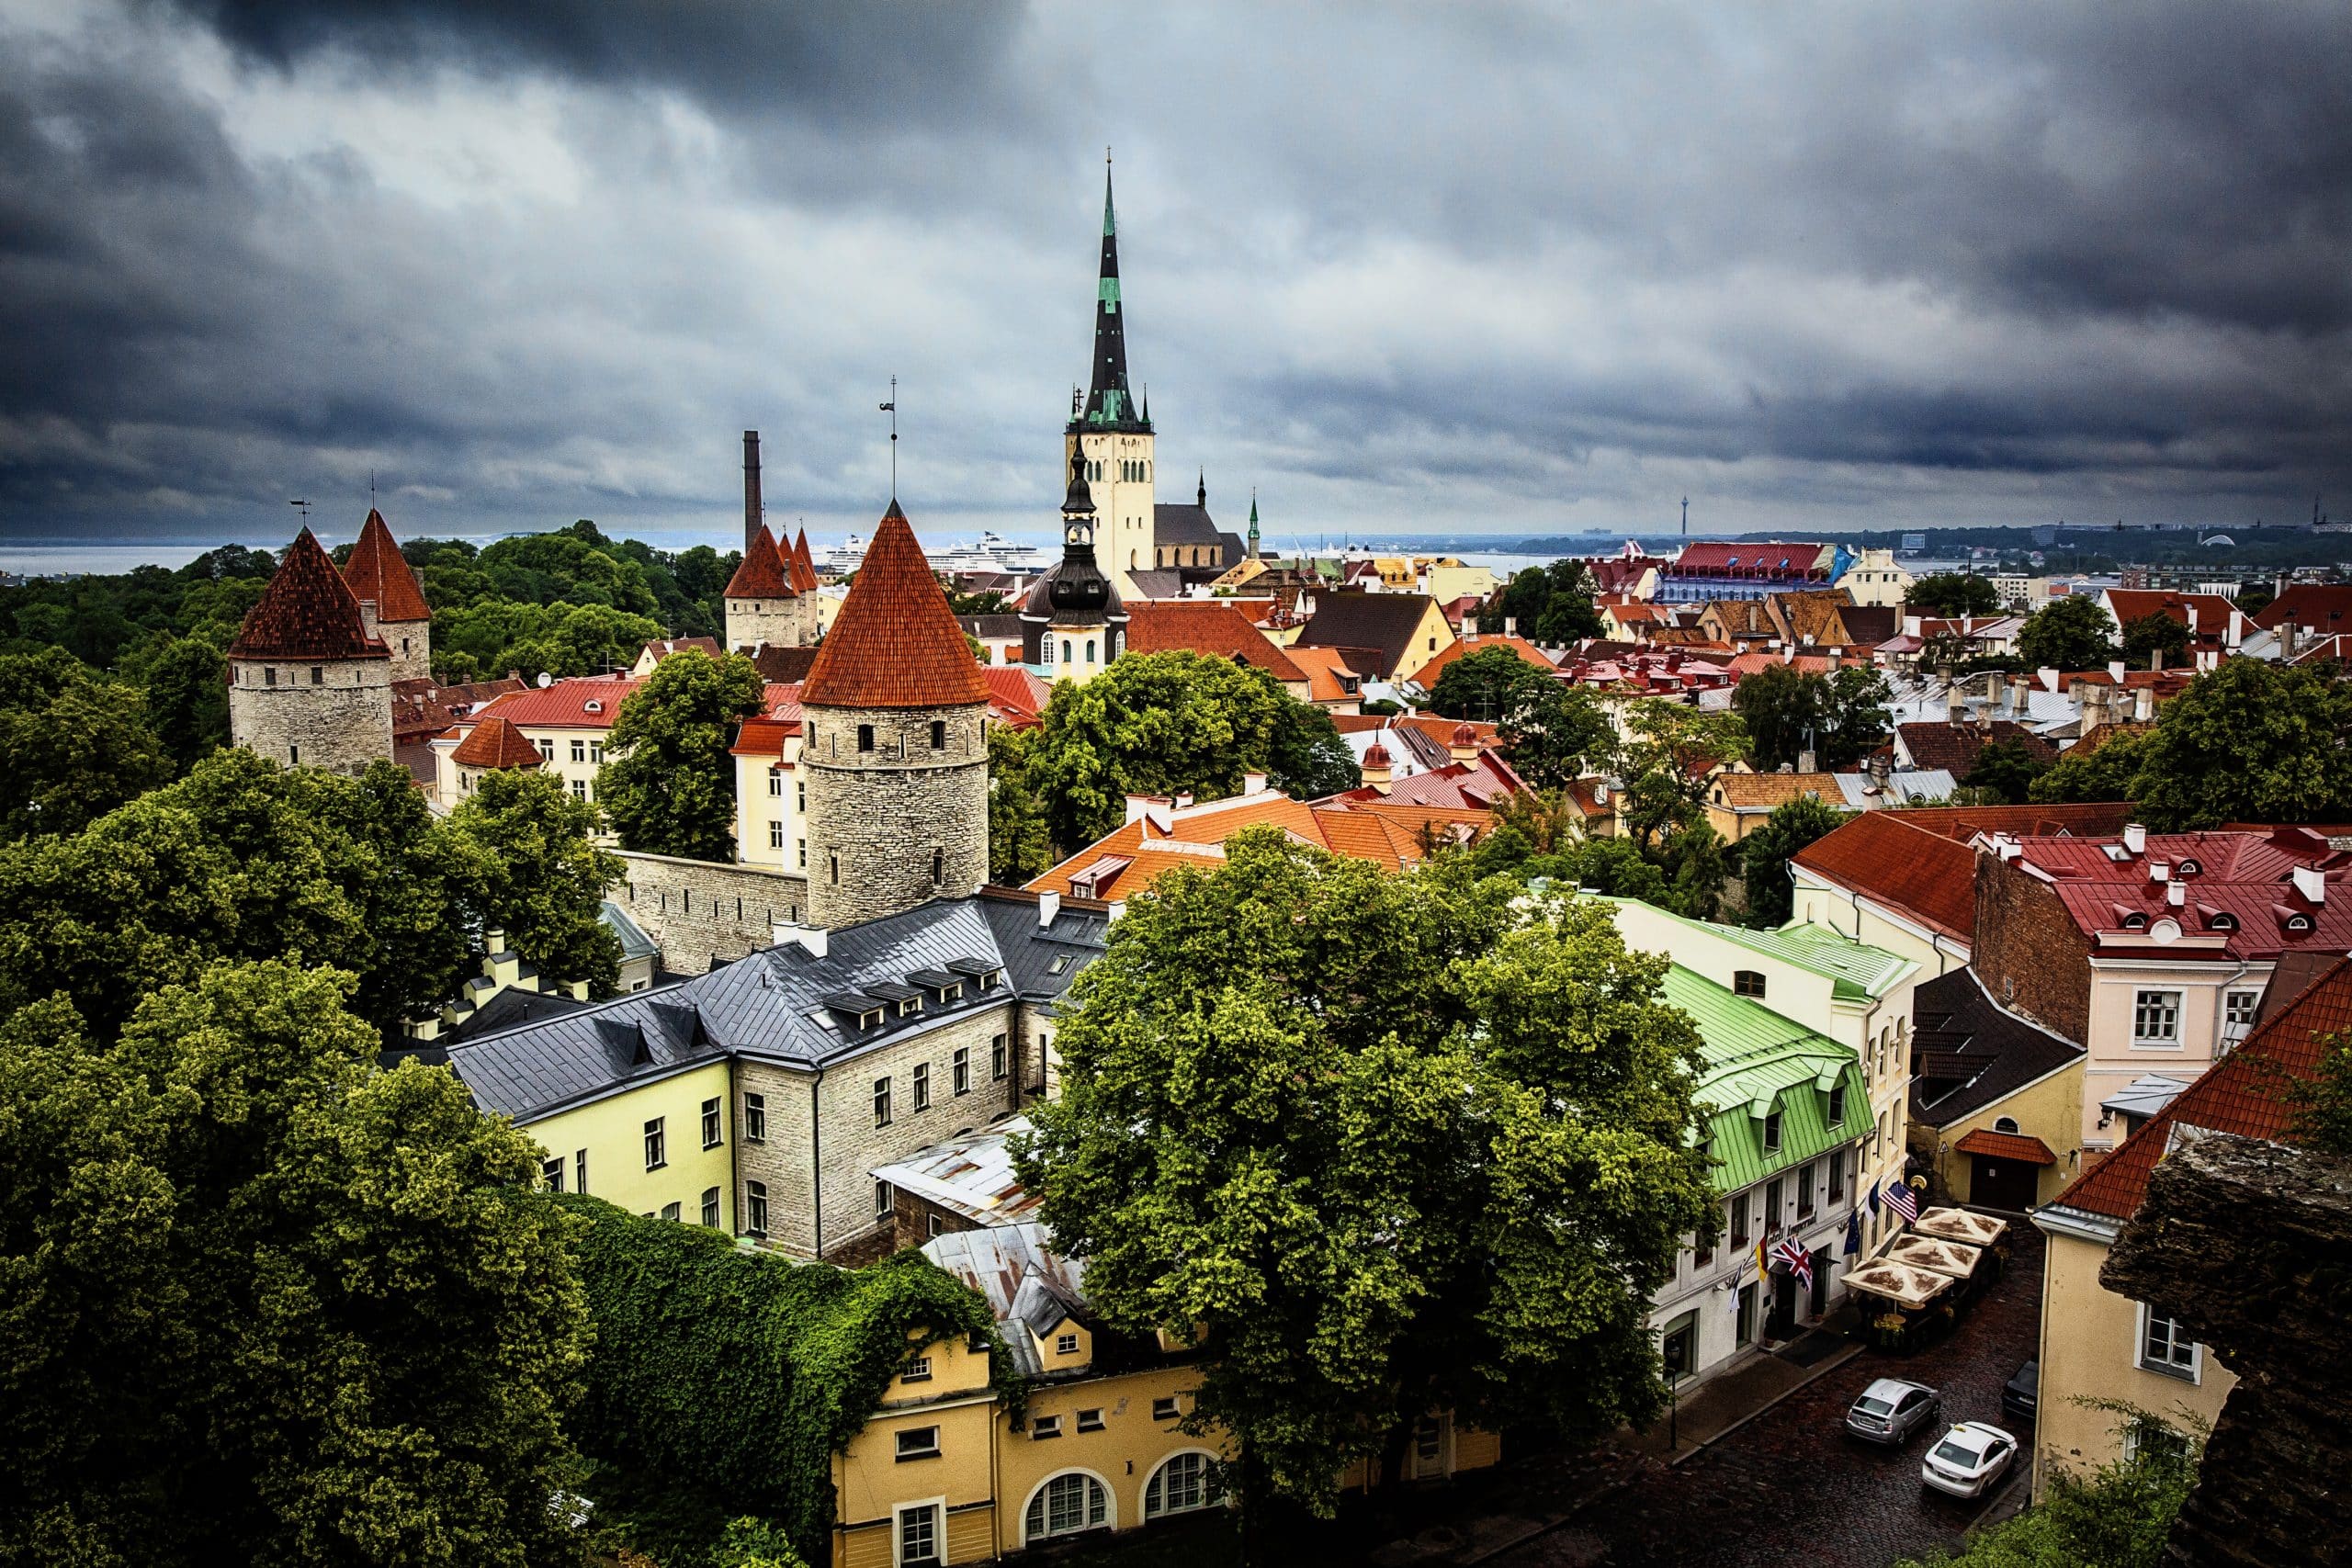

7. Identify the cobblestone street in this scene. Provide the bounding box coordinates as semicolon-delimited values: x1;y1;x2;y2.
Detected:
1488;1219;2044;1568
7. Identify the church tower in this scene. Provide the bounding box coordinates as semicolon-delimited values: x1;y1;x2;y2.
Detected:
341;508;433;682
1063;161;1156;599
1020;449;1128;682
227;527;394;774
799;502;989;929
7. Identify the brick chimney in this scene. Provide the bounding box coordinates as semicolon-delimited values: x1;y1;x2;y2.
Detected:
742;430;763;559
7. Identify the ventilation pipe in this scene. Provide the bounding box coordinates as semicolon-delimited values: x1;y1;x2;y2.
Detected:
2123;823;2148;855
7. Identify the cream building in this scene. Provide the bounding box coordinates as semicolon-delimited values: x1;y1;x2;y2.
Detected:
1840;547;1916;607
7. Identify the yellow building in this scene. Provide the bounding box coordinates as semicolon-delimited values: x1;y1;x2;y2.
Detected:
1907;968;2085;1211
520;1056;737;1228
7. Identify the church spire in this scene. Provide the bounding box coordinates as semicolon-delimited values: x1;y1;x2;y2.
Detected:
1249;491;1261;556
1072;157;1147;433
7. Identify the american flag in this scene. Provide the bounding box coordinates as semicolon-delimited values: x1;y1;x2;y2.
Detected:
1770;1236;1814;1292
1883;1179;1919;1224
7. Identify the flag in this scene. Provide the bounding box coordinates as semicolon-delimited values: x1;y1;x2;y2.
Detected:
878;400;896;412
1843;1210;1862;1258
1755;1238;1770;1281
1771;1237;1815;1292
1868;1181;1882;1214
1883;1179;1918;1225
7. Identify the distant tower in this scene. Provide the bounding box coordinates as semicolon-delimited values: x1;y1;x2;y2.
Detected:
1681;497;1689;537
1019;449;1128;682
227;527;394;773
744;431;764;560
799;502;990;928
787;527;822;643
340;508;433;682
1063;158;1157;598
1248;491;1261;560
723;524;804;652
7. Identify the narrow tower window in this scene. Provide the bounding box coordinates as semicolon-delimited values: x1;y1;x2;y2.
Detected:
857;724;875;752
932;847;944;885
931;719;946;750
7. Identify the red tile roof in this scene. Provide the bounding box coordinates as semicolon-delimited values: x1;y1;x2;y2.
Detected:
1666;542;1831;577
1871;802;2140;842
729;716;801;760
2012;829;2352;961
1123;601;1307;682
1404;634;1555;687
468;676;641;730
981;665;1054;727
789;527;820;593
2103;589;2237;635
724;524;796;598
449;716;544;769
2253;583;2352;633
2052;954;2352;1221
341;509;432;623
1895;720;2058;774
1951;1128;2056;1166
1789;802;2141;941
229;528;390;661
798;502;990;710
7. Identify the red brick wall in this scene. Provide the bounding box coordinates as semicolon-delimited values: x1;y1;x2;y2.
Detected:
1972;854;2093;1043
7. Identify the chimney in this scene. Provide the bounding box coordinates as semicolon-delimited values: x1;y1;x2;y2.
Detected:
2123;823;2147;855
1798;747;1816;773
2108;660;2126;683
771;921;828;958
742;430;763;559
2039;666;2061;693
1173;791;1194;810
1503;615;1518;637
1947;682;1965;723
1464;615;1479;640
2133;687;2154;722
1125;794;1170;826
1036;891;1062;928
1242;771;1269;796
2150;861;2170;884
485;930;507;955
2294;864;2327;905
2149;648;2164;673
2167;880;2187;908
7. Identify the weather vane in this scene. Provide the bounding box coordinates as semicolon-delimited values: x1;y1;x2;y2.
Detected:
288;498;311;531
878;377;899;496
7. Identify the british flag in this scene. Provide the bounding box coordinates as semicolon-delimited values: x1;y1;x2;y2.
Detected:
1770;1236;1814;1292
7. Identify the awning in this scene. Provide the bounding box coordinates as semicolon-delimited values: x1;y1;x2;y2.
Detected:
1885;1235;1984;1280
1914;1207;2008;1247
1843;1260;1955;1310
1952;1128;2057;1166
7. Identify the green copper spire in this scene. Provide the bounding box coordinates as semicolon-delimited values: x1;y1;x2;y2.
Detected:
1071;157;1148;434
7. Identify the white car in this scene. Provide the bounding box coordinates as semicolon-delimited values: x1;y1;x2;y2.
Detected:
1920;1421;2018;1498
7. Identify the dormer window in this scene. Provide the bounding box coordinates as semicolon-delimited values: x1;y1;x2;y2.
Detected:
2177;858;2200;876
2208;910;2238;932
2288;913;2313;934
1733;970;1767;998
1763;1109;1783;1152
584;699;603;714
2120;911;2148;931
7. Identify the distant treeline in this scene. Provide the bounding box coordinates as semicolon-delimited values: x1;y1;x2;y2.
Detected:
1505;523;2344;573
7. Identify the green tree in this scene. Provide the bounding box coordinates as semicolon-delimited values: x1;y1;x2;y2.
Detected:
2120;611;2192;671
2130;657;2352;829
503;603;669;681
442;769;625;994
1962;739;2051;806
1738;795;1850;926
1426;644;1555;721
2017;596;2120;673
1500;684;1616;788
1532;559;1604;644
1266;699;1362;799
2233;583;2275;617
1729;663;1825;771
0;647;173;840
1819;667;1894;768
0;961;590;1567
1016;834;1715;1512
1906;572;2003;616
1618;700;1750;849
986;725;1054;885
597;649;767;862
1661;819;1733;920
2284;1031;2352;1156
140;637;231;770
2029;728;2150;806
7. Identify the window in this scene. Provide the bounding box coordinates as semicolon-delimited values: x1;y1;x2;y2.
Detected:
1415;1418;1442;1464
1735;1281;1758;1348
265;665;277;687
927;1213;943;1238
874;1077;892;1126
796;779;806;812
1733;970;1767;998
1031;1415;1063;1439
571;778;588;801
953;1047;971;1095
744;1092;766;1143
1797;1162;1817;1218
1693;1225;1715;1268
537;739;555;761
2222;988;2261;1048
769;820;784;849
288;745;299;764
895;1426;940;1459
1024;1472;1108;1539
571;739;586;763
931;719;946;750
1994;1115;2020;1134
1729;1192;1750;1247
1063;638;1073;664
1146;1451;1219;1517
766;771;784;796
540;1156;564;1192
1077;1408;1104;1432
2140;1306;2199;1380
746;1180;768;1235
1056;1331;1080;1355
591;741;604;764
643;1118;665;1170
661;1201;681;1222
1041;637;1054;666
701;1187;719;1226
898;1502;941;1566
798;840;807;869
991;1034;1008;1079
931;846;944;886
876;1179;893;1218
575;1149;588;1194
1764;1177;1783;1234
857;723;874;752
830;853;839;886
1085;638;1096;663
2125;1418;2192;1466
902;1356;932;1383
1763;1109;1783;1152
1152;1396;1180;1421
2133;989;2182;1045
1826;1083;1847;1127
310;665;323;685
913;1063;931;1111
1828;1149;1847;1202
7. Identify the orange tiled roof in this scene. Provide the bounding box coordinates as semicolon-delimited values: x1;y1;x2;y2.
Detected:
341;509;432;623
724;523;796;598
229;528;390;661
468;676;641;730
1123;601;1307;682
2052;954;2352;1221
449;715;544;769
729;716;801;759
1711;772;1845;811
1790;802;2141;939
1403;635;1555;687
789;528;820;593
799;502;990;710
1280;644;1364;703
1951;1128;2056;1166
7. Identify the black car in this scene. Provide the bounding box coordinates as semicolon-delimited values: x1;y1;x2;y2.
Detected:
2002;1359;2039;1426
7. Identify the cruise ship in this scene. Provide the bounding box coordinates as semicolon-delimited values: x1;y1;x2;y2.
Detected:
820;530;1048;574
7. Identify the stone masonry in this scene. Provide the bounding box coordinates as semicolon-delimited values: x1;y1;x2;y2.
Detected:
803;701;989;929
356;604;432;683
613;850;809;975
1972;852;2095;1043
725;593;811;653
228;656;394;774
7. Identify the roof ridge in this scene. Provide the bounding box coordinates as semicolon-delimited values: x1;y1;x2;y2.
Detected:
725;523;796;598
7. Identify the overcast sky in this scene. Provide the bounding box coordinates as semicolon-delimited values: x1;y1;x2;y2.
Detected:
4;1;2348;550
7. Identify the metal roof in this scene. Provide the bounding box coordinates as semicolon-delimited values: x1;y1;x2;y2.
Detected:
1660;964;1871;1192
872;1116;1042;1229
1599;897;1915;1001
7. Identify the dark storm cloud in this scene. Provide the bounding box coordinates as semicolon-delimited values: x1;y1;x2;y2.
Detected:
4;0;2349;546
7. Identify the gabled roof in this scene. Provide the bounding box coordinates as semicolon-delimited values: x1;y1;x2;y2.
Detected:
871;1116;1042;1229
449;716;544;769
1296;592;1447;678
2254;583;2352;632
1403;634;1555;688
1600;897;1913;1001
229;528;390;661
1278;644;1364;704
2103;589;2236;634
981;665;1053;727
1909;967;2084;1127
1895;720;2058;775
1122;601;1306;682
1661;964;1870;1191
1710;772;1846;812
798;502;989;710
2010;829;2352;961
744;644;820;683
341;509;431;623
639;637;723;665
2045;953;2351;1224
1790;810;1984;940
1152;501;1226;548
724;523;796;598
465;676;641;731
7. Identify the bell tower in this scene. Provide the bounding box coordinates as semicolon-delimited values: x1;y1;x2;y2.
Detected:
1063;156;1156;599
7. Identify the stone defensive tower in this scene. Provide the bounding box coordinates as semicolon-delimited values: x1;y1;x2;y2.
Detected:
227;526;394;773
724;523;807;652
340;507;433;682
799;501;989;929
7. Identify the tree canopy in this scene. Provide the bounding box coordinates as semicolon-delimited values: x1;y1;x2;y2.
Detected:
597;649;769;863
984;724;1054;885
0;647;174;841
2017;596;2119;673
1498;683;1617;789
2120;611;2192;671
2029;728;2151;807
1729;664;1893;772
2126;657;2352;829
1906;572;2003;617
1016;832;1715;1509
1738;795;1850;926
1425;643;1555;721
1962;738;2052;805
1487;560;1604;645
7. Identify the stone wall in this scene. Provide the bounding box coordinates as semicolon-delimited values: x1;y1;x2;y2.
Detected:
802;701;989;929
611;850;809;975
2102;1131;2352;1568
1973;853;2093;1043
356;598;433;683
228;655;393;775
725;595;814;652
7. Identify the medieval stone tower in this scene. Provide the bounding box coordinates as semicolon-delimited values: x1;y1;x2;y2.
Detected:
1063;162;1157;598
723;523;808;651
227;526;395;773
799;501;989;929
341;507;433;682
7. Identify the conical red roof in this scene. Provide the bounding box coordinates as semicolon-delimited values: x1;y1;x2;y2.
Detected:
799;502;989;709
449;715;544;769
725;523;796;597
341;508;431;623
228;528;389;661
789;527;820;593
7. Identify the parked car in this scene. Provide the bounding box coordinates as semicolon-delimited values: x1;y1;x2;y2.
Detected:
1921;1421;2019;1498
2002;1359;2039;1426
1845;1378;1941;1445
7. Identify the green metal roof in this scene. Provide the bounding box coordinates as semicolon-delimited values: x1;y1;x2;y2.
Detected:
1659;964;1869;1193
1598;897;1914;1002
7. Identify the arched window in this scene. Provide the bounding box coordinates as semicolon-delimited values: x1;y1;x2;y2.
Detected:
1085;638;1096;664
1994;1116;2020;1134
1062;639;1074;665
1145;1451;1222;1520
1023;1472;1110;1542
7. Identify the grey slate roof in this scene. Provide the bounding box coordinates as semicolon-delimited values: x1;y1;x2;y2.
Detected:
1297;591;1442;678
1152;502;1227;552
1909;967;2085;1127
601;900;659;964
1125;568;1186;599
447;893;1108;1122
